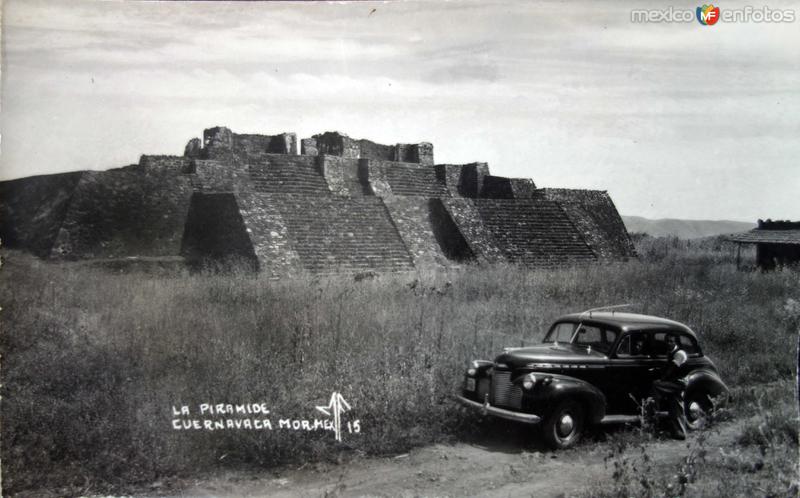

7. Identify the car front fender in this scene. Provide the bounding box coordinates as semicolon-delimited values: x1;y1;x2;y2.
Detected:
519;373;607;424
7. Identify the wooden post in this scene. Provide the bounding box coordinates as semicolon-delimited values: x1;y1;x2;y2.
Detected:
736;243;741;270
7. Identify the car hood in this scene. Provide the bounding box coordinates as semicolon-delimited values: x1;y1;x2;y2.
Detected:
493;343;608;369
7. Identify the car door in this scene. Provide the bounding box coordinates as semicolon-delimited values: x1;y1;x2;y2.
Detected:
606;331;660;414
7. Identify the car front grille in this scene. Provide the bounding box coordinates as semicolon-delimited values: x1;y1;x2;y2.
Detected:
491;370;522;409
476;377;491;401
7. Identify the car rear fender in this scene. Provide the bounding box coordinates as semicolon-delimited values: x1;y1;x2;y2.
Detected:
522;373;607;424
684;368;730;405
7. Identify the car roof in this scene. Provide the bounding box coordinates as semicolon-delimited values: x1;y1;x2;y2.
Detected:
555;312;696;337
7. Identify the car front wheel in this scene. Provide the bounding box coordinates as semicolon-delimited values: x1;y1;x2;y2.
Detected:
542;400;585;449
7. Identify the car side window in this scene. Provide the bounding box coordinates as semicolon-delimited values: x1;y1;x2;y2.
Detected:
574;325;618;354
616;335;631;356
616;332;648;357
651;332;671;357
651;331;699;357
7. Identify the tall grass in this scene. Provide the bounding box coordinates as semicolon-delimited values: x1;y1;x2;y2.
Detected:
1;237;797;495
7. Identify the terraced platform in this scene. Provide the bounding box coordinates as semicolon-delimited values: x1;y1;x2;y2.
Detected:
0;126;635;275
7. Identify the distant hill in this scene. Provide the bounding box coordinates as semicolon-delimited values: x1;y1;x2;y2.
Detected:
622;216;754;239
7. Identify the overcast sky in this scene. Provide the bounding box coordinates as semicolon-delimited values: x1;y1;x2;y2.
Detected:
2;0;798;221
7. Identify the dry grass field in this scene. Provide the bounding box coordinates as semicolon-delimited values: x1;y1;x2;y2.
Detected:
1;236;797;496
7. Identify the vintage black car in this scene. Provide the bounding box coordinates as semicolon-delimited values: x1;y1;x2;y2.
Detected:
457;310;729;449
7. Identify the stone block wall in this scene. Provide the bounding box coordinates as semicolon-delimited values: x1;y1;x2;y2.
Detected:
301;138;318;156
203;126;234;157
438;164;464;197
394;144;415;163
438;162;489;198
139;155;192;174
415;143;434;166
361;159;392;196
0;171;85;256
382;196;451;267
429;198;475;262
189;159;252;193
396;142;434;166
271;133;298;155
309;132;434;165
180;193;259;271
357;139;395;161
480;176;537;199
313;132;361;158
235;192;302;278
440;198;506;263
233;134;274;157
481;175;515;199
319;155;366;196
51;167;193;259
184;138;202;158
199;127;297;161
509;178;537;198
233;133;297;156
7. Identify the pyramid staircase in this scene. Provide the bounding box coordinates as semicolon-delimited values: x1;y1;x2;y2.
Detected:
249;155;331;195
384;164;449;197
474;199;596;266
269;194;414;273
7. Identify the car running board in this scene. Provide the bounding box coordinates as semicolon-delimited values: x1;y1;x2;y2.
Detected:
599;412;669;425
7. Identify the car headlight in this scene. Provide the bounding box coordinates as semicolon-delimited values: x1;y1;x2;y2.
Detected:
523;373;537;390
467;368;477;376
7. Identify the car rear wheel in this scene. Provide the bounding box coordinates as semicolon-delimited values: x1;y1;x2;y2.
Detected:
685;391;713;430
542;400;584;449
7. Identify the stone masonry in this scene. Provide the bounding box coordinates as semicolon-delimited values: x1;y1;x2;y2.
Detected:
0;127;636;276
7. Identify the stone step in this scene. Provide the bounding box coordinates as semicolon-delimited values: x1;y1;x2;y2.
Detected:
384;166;448;196
470;199;595;265
249;156;330;195
302;262;414;271
265;194;414;271
300;255;414;262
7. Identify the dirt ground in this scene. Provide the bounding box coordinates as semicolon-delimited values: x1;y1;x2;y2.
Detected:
148;419;748;498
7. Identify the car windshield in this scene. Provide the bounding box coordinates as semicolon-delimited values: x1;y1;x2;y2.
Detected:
543;322;619;354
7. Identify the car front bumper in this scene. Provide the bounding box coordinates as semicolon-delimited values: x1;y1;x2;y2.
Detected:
455;395;542;424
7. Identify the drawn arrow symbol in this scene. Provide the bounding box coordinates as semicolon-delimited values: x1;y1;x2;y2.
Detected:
316;391;351;441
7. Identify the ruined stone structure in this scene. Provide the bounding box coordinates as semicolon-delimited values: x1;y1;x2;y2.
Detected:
0;127;635;276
